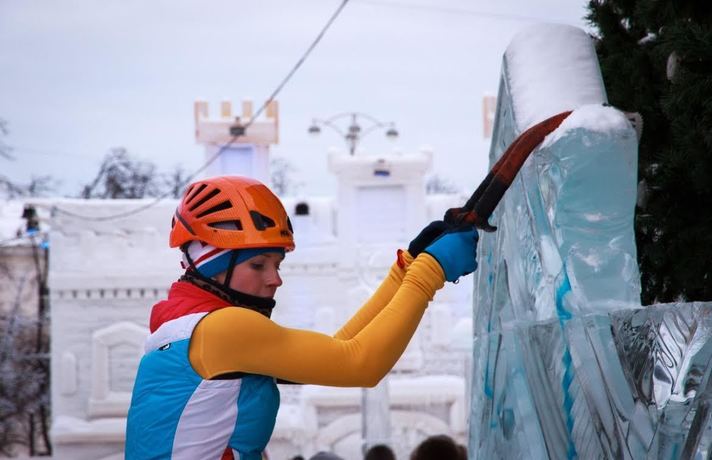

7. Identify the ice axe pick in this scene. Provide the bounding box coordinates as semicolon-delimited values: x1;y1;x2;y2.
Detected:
444;110;572;231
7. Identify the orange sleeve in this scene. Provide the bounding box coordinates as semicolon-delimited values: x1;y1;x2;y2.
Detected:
189;253;443;387
334;250;414;340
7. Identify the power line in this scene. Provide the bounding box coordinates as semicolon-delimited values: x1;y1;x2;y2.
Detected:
253;0;351;123
357;0;568;24
50;138;240;221
49;0;351;223
10;145;89;159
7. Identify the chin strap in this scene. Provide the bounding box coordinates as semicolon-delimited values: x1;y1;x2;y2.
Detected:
180;246;276;318
223;250;239;290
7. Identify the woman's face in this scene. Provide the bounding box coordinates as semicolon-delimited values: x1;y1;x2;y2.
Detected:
216;252;284;298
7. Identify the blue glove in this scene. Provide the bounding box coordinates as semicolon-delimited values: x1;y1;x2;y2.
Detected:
423;226;479;282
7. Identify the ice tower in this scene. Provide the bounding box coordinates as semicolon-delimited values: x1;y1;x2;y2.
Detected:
194;99;278;182
469;24;712;458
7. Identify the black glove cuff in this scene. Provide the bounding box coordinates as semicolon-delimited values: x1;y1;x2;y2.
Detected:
408;220;449;257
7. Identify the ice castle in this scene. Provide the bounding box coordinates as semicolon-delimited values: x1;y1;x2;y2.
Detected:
2;23;710;459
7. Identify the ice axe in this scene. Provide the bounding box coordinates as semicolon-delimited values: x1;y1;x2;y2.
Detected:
444;110;572;231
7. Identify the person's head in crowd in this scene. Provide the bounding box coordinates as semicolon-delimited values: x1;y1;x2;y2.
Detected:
410;434;460;460
456;443;467;460
309;451;344;460
365;443;396;460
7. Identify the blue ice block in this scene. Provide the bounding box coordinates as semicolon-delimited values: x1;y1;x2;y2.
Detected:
469;23;712;459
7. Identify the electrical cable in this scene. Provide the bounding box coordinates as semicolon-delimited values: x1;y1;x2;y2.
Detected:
50;137;240;221
48;0;351;223
358;0;570;24
9;145;90;159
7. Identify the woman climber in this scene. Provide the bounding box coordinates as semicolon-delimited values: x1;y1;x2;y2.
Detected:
125;175;478;460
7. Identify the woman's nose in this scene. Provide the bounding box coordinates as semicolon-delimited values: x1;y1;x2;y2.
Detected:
267;268;283;287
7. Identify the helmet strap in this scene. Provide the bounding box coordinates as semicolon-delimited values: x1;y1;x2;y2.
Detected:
223;250;239;290
181;243;198;270
179;245;276;316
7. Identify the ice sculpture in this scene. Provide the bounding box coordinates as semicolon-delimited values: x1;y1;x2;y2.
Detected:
469;24;712;459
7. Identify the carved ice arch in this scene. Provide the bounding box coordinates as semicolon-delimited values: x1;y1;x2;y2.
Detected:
315;411;452;455
89;321;148;417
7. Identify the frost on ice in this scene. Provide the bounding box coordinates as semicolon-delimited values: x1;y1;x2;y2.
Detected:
469;23;712;459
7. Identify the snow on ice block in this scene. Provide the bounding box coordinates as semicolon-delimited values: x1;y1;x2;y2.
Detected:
505;23;607;132
469;23;712;459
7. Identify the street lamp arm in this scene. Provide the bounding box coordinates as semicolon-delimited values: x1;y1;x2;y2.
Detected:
351;112;388;125
320;112;356;124
321;112;388;126
311;118;347;137
308;111;399;155
360;123;390;139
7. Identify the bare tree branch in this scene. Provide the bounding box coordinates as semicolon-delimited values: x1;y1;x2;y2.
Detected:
162;166;189;199
426;174;459;194
81;147;164;199
0;118;13;160
0;119;57;199
270;157;297;196
0;176;28;199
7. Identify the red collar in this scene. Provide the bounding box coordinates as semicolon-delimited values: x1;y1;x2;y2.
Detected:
149;281;231;333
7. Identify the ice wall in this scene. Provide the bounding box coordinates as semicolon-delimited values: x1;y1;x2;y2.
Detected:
470;24;712;459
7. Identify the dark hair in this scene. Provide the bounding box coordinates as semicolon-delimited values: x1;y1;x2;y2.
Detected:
410;435;460;460
309;452;343;460
456;443;467;460
365;444;396;460
295;202;310;216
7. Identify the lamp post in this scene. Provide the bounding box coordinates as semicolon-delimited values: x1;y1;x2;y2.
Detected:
308;112;399;155
310;111;400;454
355;251;393;456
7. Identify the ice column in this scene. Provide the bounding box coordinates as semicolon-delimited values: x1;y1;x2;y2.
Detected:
469;23;712;459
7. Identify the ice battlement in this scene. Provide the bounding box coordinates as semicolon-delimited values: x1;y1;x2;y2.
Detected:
194;99;279;145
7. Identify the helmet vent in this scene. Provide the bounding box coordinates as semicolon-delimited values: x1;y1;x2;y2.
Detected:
208;220;243;231
196;200;233;218
189;188;221;212
185;183;207;204
250;211;276;230
185;184;195;198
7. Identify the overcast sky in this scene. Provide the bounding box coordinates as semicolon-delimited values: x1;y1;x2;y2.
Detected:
0;0;592;197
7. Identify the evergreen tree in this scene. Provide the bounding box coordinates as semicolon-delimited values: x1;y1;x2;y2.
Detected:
587;0;712;304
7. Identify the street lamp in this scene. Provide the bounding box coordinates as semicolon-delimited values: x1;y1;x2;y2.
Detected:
308;112;399;155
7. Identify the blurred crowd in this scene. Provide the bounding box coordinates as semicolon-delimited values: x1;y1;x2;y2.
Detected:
289;434;467;460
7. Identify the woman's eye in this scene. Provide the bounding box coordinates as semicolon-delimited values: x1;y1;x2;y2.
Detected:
250;263;264;270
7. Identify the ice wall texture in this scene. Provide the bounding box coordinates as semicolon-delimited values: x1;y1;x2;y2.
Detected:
469;24;712;459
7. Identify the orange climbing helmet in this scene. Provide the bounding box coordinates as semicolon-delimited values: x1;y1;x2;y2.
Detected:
170;175;295;251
